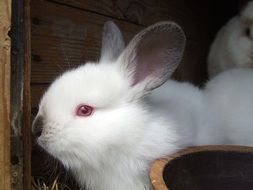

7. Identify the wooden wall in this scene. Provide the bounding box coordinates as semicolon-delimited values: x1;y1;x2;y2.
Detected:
10;0;32;189
0;0;11;189
30;0;239;114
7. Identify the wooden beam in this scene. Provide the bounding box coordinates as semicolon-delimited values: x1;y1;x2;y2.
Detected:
0;0;11;189
11;0;32;189
31;0;239;86
23;0;32;189
49;0;190;26
10;0;25;188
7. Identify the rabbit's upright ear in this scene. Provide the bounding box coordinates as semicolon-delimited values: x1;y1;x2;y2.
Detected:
100;21;125;63
119;22;186;92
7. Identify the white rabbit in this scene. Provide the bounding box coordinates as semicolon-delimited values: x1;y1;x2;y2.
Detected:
205;68;253;146
208;1;253;78
32;21;223;190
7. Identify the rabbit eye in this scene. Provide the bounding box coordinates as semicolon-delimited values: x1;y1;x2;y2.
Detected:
76;104;94;117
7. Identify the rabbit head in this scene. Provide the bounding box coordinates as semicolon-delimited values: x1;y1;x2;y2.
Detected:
208;1;253;77
32;21;185;184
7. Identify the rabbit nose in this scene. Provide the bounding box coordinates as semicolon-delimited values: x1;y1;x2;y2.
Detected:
32;115;44;138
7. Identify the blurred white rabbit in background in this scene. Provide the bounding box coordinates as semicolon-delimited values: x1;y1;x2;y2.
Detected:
208;1;253;77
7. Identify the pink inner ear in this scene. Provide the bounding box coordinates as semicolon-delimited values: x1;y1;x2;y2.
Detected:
132;30;184;89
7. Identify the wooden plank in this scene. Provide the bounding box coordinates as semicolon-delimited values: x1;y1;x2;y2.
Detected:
30;0;238;85
31;0;143;83
48;0;230;29
0;0;11;189
11;1;32;189
24;0;32;189
30;36;208;85
31;84;47;112
49;0;192;26
49;0;238;37
10;0;25;188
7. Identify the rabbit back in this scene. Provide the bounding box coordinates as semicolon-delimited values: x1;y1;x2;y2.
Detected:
147;80;225;147
205;68;253;145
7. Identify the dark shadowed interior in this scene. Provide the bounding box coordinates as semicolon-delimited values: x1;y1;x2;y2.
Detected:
164;151;253;190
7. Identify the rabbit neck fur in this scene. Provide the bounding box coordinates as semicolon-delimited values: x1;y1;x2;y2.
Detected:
67;118;178;190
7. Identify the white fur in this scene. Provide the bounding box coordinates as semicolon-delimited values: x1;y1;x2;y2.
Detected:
148;81;224;147
38;63;178;190
205;68;253;145
208;1;253;77
33;21;222;190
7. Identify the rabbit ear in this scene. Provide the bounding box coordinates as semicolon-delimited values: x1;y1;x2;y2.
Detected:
119;22;186;92
100;21;125;63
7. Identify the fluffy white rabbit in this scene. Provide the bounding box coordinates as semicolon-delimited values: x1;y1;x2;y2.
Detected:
32;21;223;190
205;68;253;146
208;1;253;77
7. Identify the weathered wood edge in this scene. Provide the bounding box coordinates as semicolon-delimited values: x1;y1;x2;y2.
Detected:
0;0;11;189
11;0;32;189
23;0;32;189
149;145;253;190
10;0;24;188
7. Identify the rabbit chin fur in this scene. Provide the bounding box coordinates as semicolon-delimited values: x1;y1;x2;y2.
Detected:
208;1;253;77
205;68;253;146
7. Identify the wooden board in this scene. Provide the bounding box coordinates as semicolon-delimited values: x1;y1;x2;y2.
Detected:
0;0;11;189
30;0;238;84
31;0;143;84
11;0;25;188
48;0;240;41
49;0;191;26
23;0;32;189
49;0;237;29
11;0;32;189
31;84;46;114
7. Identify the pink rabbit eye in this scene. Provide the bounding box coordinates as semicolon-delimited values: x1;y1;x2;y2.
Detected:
76;104;94;117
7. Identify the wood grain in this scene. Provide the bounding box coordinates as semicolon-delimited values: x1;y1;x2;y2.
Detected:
31;85;47;112
30;0;238;85
23;0;32;189
49;0;236;30
49;0;194;26
48;0;239;40
31;0;143;83
0;0;11;189
11;0;26;188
